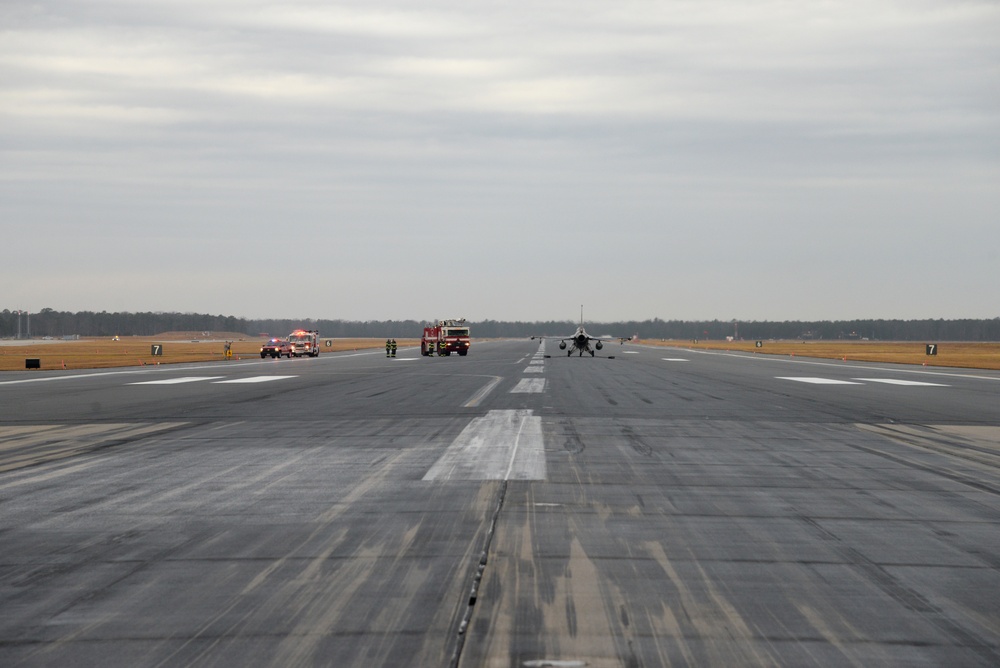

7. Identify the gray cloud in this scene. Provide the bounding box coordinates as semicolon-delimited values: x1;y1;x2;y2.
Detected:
2;0;997;322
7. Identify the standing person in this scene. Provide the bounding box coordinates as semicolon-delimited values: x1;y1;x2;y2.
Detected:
386;339;392;358
390;339;397;358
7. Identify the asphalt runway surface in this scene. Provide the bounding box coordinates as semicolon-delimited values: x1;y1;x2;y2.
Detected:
1;339;999;667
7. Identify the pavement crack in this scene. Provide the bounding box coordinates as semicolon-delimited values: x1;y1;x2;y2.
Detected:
449;479;507;668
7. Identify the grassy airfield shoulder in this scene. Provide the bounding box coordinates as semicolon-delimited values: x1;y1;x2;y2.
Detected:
637;339;1000;371
0;334;421;372
4;336;999;372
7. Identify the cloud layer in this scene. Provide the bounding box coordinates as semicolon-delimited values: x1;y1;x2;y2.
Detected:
3;0;998;321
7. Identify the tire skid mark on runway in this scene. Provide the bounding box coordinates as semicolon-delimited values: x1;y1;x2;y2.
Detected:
798;514;1000;666
0;422;188;474
857;424;1000;486
152;446;418;668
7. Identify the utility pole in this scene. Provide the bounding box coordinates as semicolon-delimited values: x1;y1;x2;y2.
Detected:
16;310;21;340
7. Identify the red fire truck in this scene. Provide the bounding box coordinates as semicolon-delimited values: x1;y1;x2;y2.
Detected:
421;319;471;356
288;329;320;357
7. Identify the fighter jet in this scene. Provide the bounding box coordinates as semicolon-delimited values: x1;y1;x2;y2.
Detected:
531;307;632;357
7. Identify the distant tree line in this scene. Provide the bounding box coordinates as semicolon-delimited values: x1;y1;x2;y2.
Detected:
2;309;1000;341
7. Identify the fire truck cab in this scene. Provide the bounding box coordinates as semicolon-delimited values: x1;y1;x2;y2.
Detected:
421;319;471;356
288;329;320;357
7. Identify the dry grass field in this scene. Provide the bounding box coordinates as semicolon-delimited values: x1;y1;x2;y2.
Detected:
4;336;999;372
639;339;1000;371
0;335;421;372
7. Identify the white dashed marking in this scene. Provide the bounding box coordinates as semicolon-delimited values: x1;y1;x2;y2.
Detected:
511;378;546;393
129;377;223;385
777;377;863;385
424;409;546;481
213;376;298;384
854;378;949;387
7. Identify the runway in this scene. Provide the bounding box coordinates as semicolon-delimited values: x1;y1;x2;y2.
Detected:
1;339;999;666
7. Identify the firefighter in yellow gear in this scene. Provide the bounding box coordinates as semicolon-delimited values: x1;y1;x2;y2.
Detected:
386;339;392;357
390;339;397;358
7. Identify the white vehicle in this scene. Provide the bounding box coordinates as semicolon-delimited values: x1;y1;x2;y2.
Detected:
287;329;320;357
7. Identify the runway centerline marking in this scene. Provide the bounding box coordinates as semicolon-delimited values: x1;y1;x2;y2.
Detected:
423;409;545;481
662;358;689;362
511;378;546;393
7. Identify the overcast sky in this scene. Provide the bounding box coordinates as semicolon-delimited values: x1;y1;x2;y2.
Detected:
2;0;997;323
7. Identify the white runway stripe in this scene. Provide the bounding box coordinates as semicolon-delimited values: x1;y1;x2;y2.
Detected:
129;377;223;385
510;378;546;393
777;377;862;385
854;378;949;386
423;409;545;481
213;376;298;384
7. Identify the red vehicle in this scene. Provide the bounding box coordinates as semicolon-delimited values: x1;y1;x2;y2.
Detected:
288;329;320;357
421;319;471;356
260;338;291;358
